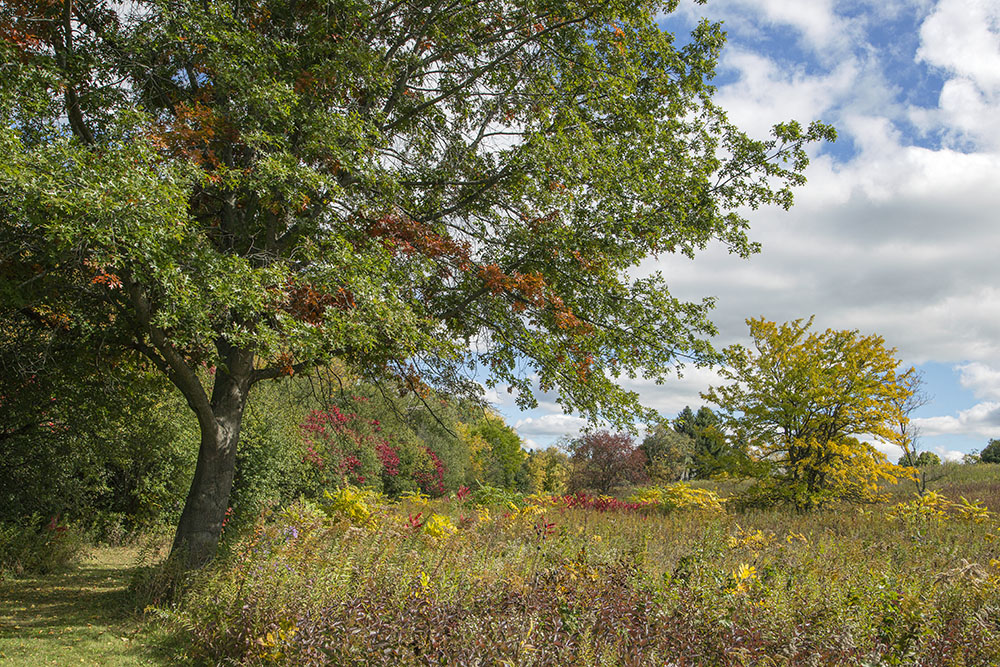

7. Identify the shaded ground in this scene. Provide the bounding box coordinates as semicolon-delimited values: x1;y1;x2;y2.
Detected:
0;546;179;666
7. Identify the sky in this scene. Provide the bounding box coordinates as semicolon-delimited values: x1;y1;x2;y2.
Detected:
491;0;1000;463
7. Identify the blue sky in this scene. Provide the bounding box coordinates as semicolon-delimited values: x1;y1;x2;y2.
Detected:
490;0;1000;462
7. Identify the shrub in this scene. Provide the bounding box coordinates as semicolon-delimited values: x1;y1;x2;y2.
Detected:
322;486;387;525
518;446;570;494
888;492;992;525
559;492;645;512
0;515;86;577
463;414;525;489
0;365;198;532
229;382;316;528
298;395;446;498
414;447;447;496
467;484;524;509
629;483;725;513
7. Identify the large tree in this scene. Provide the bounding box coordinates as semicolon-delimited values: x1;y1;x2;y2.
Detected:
0;0;832;566
674;405;731;478
640;423;693;482
567;430;647;494
981;439;1000;464
704;317;915;508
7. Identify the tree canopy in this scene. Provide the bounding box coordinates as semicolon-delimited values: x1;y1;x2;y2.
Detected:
704;317;915;508
898;451;941;468
568;430;647;494
982;439;1000;464
673;405;739;478
640;423;693;482
0;0;832;566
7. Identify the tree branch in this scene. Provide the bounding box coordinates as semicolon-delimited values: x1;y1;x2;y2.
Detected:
58;0;96;145
123;276;213;425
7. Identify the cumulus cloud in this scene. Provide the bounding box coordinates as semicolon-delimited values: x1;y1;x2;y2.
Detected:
915;0;1000;148
676;0;855;57
918;0;1000;90
913;402;1000;438
742;0;849;52
481;376;574;416
933;447;966;462
957;362;1000;400
870;440;904;462
868;440;962;463
523;438;542;451
649;3;1000;368
513;414;588;439
614;366;727;418
713;48;860;139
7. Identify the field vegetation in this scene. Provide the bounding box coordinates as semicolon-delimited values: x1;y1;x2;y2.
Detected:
3;395;1000;666
155;474;1000;666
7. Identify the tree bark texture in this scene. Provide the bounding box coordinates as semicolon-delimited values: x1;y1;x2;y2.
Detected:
169;346;254;569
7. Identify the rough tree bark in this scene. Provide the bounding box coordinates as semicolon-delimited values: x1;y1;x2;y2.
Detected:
169;344;254;568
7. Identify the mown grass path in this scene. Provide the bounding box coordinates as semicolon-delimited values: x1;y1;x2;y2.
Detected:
0;546;177;666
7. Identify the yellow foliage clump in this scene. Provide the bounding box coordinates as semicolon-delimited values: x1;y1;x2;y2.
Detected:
629;483;725;513
888;492;992;524
725;563;758;595
728;524;775;552
422;513;457;539
523;492;559;507
256;618;298;662
323;486;383;525
954;496;992;523
990;559;1000;590
400;490;431;506
785;531;809;545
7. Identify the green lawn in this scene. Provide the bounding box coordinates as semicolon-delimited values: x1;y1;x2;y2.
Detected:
0;546;178;666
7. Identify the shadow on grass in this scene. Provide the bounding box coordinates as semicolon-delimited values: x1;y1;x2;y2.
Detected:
0;554;194;665
1;567;132;631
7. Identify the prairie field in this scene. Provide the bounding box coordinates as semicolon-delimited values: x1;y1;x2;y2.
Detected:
151;468;1000;666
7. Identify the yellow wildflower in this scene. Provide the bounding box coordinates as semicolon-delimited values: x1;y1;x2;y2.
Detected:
422;513;457;539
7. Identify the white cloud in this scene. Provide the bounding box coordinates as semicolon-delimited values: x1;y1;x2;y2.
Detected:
523;438;542;451
744;0;847;52
913;401;1000;438
481;376;571;416
957;362;1000;400
677;0;854;57
652;124;1000;364
646;4;999;375
932;446;966;462
615;366;726;418
513;414;588;438
870;440;904;462
869;441;962;463
713;48;860;139
916;0;1000;148
918;0;1000;91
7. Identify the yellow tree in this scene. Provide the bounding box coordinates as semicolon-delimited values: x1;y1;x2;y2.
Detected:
703;317;914;509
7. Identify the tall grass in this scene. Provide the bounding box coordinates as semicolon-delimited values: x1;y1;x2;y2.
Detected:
159;478;1000;665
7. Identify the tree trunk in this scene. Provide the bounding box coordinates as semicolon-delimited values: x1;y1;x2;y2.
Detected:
169;346;254;569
